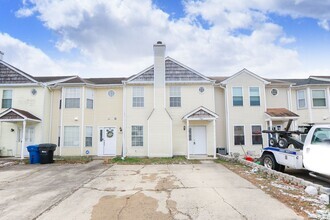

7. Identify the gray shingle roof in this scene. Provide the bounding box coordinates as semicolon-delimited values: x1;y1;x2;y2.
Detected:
279;78;330;86
0;61;36;84
34;76;75;82
129;58;211;82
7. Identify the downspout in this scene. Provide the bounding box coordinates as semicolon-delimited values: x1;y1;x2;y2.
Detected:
306;87;313;123
122;82;127;158
60;87;64;156
80;86;85;156
222;84;231;155
48;87;53;143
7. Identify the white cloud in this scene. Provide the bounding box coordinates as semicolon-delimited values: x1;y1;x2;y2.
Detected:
7;0;330;78
0;33;66;76
318;19;330;31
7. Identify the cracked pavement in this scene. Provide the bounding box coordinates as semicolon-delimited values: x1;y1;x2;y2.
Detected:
0;161;302;219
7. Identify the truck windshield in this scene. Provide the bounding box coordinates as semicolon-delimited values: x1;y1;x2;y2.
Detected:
311;128;330;144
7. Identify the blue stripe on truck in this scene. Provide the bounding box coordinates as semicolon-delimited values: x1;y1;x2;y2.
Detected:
263;147;297;155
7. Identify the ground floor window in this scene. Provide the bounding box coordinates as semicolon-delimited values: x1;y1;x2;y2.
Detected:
252;125;262;145
85;126;93;147
234;126;245;145
64;126;80;147
132;125;143;146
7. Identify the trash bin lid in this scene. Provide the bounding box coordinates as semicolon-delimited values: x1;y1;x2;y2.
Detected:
27;145;39;152
39;143;57;151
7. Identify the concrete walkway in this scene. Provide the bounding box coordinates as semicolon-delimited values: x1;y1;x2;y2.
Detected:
0;161;302;219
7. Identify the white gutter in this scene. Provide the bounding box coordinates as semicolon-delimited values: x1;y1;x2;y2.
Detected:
223;85;231;155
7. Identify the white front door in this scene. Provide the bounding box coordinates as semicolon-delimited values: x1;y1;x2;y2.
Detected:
98;127;116;156
189;126;207;155
19;127;35;157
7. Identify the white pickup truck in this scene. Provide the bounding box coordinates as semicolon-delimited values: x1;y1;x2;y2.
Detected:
260;124;330;179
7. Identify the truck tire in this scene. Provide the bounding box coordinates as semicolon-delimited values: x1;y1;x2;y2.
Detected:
261;153;279;171
278;138;288;148
269;138;277;147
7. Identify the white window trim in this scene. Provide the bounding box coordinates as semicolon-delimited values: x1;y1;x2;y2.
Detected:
64;87;81;109
297;89;307;109
85;126;93;147
132;87;144;108
131;125;144;147
251;124;263;145
232;86;244;107
86;89;94;109
63;126;80;147
1;89;13;109
311;89;327;108
233;125;245;146
169;86;181;107
248;86;260;107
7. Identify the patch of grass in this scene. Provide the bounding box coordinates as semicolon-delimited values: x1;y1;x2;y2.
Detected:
54;156;93;164
105;156;200;165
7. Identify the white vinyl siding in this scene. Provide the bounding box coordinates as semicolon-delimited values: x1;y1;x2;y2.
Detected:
249;87;260;106
132;87;144;107
234;126;245;145
297;90;307;109
132;125;143;146
232;87;243;106
85;126;93;147
64;126;80;147
311;89;326;107
86;89;94;109
65;88;81;108
2;90;12;108
170;86;181;107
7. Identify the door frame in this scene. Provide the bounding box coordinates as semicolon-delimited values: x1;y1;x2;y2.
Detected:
97;126;117;156
189;125;207;155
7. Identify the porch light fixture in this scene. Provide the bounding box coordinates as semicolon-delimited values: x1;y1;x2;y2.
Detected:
119;127;122;132
10;128;15;132
183;126;186;130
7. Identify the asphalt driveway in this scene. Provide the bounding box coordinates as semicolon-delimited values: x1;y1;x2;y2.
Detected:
0;161;302;220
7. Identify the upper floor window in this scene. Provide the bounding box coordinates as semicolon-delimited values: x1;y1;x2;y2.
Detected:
312;90;326;107
297;90;306;109
232;87;243;106
65;88;81;108
234;126;245;145
170;86;181;107
132;87;144;107
252;125;262;145
86;89;94;109
249;87;260;106
1;90;12;108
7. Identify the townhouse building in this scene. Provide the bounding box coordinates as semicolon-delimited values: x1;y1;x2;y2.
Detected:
1;42;330;159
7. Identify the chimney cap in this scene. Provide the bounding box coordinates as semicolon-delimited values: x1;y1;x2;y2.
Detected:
156;41;163;44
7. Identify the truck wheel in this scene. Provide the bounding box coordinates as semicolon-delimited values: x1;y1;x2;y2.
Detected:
261;154;279;170
278;165;285;172
269;138;277;146
278;138;288;148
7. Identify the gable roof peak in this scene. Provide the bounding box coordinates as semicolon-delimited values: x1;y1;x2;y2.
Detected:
221;68;270;85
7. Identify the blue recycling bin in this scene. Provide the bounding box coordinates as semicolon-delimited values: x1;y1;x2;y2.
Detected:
27;145;40;164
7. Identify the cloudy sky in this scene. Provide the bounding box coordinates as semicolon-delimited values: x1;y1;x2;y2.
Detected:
1;0;330;78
